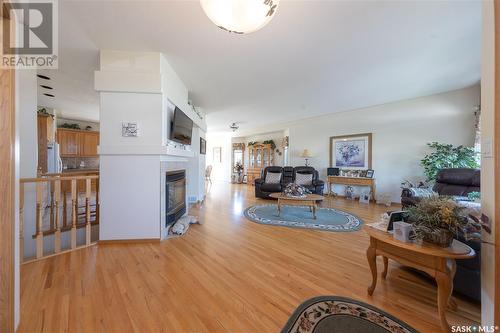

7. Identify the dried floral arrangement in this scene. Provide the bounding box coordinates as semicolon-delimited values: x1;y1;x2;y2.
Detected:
406;196;480;247
283;183;311;198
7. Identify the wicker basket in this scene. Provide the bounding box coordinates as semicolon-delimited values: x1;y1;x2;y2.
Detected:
423;229;454;247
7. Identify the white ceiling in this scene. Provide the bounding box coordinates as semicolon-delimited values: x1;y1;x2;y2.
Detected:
38;0;481;133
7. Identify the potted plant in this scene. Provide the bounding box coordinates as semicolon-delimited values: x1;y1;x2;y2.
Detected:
234;162;244;183
262;139;276;150
420;142;479;182
406;196;480;247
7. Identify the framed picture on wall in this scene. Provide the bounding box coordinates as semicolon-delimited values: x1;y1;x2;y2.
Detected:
200;138;206;155
213;147;222;163
330;133;372;170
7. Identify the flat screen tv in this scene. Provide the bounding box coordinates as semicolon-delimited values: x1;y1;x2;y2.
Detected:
170;106;193;145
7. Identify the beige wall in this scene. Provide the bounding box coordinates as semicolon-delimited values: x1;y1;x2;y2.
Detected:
480;0;496;326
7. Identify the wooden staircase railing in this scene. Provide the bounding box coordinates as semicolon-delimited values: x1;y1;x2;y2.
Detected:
20;173;99;263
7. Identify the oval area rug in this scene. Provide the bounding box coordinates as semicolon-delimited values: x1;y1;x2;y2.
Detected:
244;204;363;232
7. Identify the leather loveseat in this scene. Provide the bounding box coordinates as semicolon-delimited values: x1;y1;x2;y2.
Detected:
401;168;480;208
255;166;325;199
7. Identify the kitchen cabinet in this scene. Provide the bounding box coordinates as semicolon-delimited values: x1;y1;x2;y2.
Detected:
57;129;99;157
80;132;99;157
57;129;79;156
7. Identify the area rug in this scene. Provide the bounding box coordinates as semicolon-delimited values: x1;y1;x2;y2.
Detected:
281;296;418;333
244;204;363;232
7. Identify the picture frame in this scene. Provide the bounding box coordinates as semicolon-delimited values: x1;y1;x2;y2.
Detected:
200;137;206;155
122;122;138;137
365;169;374;178
213;147;222;163
330;133;372;170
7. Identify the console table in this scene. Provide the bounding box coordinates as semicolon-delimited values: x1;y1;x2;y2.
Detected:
364;226;475;332
327;176;376;200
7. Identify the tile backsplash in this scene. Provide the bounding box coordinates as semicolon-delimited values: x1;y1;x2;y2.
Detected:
62;157;99;170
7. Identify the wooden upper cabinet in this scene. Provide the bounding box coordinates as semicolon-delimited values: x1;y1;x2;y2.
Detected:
57;129;99;157
80;132;99;157
57;129;79;156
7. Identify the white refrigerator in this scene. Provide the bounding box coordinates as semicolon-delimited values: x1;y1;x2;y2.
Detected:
47;142;63;173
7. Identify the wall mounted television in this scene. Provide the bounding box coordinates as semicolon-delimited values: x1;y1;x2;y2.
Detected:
170;106;193;145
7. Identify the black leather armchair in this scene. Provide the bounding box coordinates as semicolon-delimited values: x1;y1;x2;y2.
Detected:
293;166;325;195
255;166;286;199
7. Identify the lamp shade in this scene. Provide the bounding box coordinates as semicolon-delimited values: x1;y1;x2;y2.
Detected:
200;0;280;34
300;149;313;158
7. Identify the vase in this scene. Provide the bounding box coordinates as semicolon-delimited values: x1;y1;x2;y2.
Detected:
423;229;454;247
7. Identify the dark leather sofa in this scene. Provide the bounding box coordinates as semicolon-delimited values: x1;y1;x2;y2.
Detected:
255;166;325;199
401;168;480;208
401;168;481;302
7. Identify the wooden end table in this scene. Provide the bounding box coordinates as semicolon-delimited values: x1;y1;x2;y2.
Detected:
364;226;475;332
269;193;324;219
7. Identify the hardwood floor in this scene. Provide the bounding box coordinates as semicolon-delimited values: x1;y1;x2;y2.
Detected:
18;182;480;332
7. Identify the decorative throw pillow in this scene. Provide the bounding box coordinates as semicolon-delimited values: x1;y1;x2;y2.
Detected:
295;173;313;186
265;172;282;184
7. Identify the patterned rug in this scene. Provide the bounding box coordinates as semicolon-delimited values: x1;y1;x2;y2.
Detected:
281;296;418;333
244;204;363;232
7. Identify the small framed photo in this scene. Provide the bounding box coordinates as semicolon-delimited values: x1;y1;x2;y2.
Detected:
122;122;138;137
359;191;371;204
200;138;206;155
365;169;374;178
359;170;367;177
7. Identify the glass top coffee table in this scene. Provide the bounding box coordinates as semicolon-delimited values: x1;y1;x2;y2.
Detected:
269;193;325;219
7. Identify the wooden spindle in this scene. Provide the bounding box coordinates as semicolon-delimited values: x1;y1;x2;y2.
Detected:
63;188;68;228
19;183;25;263
49;179;55;230
54;179;61;253
95;179;100;224
85;178;91;245
35;182;44;258
70;179;77;249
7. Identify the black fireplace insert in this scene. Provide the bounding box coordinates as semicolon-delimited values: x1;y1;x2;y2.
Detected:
166;170;186;227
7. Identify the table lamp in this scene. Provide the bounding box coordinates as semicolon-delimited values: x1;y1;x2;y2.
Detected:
300;149;313;166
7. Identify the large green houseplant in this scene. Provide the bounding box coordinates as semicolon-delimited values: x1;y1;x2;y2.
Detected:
420;142;479;182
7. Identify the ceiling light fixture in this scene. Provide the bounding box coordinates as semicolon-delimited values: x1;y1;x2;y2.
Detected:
229;123;239;131
200;0;279;34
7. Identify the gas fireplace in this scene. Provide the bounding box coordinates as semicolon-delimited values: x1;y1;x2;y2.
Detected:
166;170;186;227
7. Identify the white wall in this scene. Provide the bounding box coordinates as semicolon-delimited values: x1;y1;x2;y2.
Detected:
480;1;495;326
187;127;206;202
206;132;232;182
100;92;163;148
100;155;161;240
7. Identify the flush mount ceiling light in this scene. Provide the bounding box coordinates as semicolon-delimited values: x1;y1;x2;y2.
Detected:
200;0;279;34
229;123;239;131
